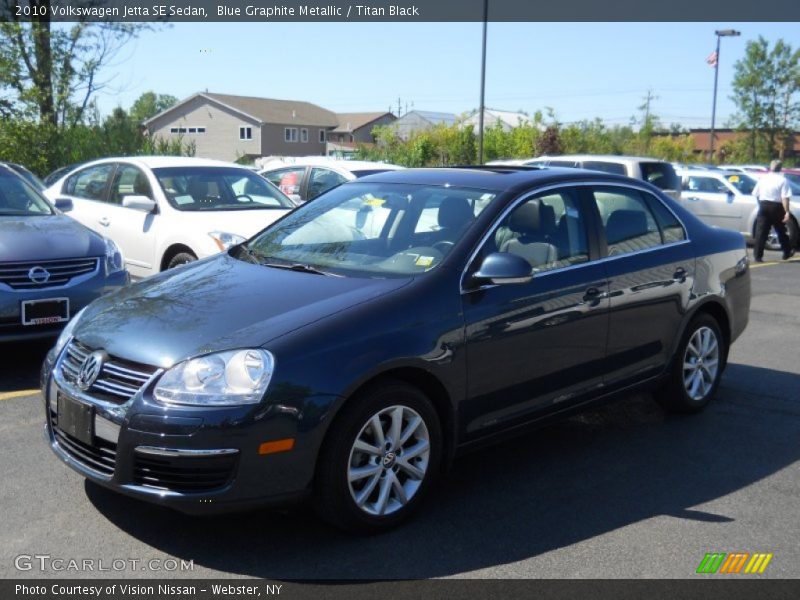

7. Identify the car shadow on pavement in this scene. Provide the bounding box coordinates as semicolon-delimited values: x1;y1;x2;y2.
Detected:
85;363;800;579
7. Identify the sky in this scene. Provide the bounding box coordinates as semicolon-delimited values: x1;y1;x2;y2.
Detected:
96;21;800;129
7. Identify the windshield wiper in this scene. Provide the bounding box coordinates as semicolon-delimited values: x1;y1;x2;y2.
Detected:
262;262;338;276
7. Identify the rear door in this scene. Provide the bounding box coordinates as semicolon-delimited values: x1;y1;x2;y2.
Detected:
588;184;694;390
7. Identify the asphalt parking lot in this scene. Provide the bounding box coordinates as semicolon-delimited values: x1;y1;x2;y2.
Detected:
1;248;799;580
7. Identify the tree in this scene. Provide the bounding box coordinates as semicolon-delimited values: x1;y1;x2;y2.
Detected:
0;1;152;126
730;36;800;160
130;91;178;124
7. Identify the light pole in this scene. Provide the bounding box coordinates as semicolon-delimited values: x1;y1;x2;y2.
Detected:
478;0;488;164
709;29;741;162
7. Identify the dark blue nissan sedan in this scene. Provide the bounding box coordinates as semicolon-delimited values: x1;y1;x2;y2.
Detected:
0;164;128;343
41;166;750;532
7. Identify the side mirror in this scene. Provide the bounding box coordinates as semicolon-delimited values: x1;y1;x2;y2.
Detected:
122;195;157;212
54;198;73;212
472;252;533;285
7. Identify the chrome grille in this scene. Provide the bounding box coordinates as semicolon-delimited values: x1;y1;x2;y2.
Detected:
0;258;99;289
61;340;157;404
51;411;117;477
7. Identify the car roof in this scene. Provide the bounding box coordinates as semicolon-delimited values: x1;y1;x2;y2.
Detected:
65;156;246;170
351;166;647;192
259;157;404;172
529;154;671;164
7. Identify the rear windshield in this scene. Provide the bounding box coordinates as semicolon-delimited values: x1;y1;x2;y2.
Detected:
641;162;679;191
350;169;393;178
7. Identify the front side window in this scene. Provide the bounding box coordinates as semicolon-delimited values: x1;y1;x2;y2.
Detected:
0;170;54;216
242;182;497;277
684;176;727;194
723;173;756;195
489;188;589;273
64;164;114;202
109;165;152;205
591;186;663;256
239;126;252;140
152;167;294;211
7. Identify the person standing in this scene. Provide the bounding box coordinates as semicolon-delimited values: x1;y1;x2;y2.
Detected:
752;159;795;262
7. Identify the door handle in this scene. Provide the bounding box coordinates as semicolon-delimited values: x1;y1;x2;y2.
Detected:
673;267;687;283
98;217;110;227
583;287;608;302
686;196;700;202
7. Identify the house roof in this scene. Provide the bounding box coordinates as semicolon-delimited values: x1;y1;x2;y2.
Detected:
144;92;339;127
464;108;532;128
332;112;395;133
396;110;458;125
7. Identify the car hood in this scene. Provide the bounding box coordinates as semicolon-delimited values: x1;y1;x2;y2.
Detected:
165;207;290;239
73;253;411;367
0;214;104;262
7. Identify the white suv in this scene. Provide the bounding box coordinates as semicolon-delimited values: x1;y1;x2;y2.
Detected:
497;154;681;200
44;157;295;279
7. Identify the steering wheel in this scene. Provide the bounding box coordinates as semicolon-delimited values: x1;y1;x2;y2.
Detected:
432;241;454;253
235;194;254;203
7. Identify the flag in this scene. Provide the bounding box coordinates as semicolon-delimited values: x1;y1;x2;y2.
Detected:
706;51;718;68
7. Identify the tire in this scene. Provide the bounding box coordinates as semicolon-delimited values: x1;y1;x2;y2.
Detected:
656;314;726;414
166;251;197;270
313;381;442;534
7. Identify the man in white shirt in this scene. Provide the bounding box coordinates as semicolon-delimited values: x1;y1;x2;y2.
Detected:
751;159;795;262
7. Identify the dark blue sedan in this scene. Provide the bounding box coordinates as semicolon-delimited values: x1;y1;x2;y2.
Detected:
0;164;128;342
40;166;750;533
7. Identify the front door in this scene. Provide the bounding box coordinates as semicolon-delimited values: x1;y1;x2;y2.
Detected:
461;186;609;440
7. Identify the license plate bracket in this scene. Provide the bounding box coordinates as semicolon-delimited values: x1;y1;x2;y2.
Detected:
21;297;69;326
57;394;94;445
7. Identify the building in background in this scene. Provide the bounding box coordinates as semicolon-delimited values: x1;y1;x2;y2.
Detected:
462;108;533;133
326;112;397;157
392;110;458;141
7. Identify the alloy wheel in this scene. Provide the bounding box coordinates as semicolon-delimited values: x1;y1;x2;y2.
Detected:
347;405;430;516
682;326;720;401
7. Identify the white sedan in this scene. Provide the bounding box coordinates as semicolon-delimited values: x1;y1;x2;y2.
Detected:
44;157;296;279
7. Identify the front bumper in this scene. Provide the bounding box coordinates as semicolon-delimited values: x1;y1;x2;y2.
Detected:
1;268;128;342
41;347;335;514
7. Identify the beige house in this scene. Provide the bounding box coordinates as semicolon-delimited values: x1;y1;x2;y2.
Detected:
143;92;340;162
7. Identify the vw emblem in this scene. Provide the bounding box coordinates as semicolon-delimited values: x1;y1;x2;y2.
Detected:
76;351;105;391
28;266;51;284
382;452;396;469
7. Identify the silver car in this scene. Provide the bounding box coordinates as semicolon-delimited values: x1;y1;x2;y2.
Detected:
676;169;800;251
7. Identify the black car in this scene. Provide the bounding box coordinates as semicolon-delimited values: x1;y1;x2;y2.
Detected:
40;166;750;532
0;164;129;343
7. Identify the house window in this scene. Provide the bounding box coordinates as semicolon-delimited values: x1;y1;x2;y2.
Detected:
349;134;355;143
170;127;188;134
285;127;298;143
319;129;325;143
187;127;206;134
239;126;253;140
300;128;308;143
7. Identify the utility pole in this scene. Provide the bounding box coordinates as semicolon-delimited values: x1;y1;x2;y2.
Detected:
709;29;741;162
477;0;488;164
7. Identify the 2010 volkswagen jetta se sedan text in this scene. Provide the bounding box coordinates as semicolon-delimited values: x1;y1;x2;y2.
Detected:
41;166;750;533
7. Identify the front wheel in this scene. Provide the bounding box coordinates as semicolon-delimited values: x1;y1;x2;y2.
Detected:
314;381;442;533
166;251;197;270
656;314;726;414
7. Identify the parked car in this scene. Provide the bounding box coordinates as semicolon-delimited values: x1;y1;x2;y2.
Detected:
502;155;681;200
44;157;296;279
43;162;84;188
259;157;404;203
41;165;750;532
0;164;128;342
677;168;800;251
719;164;767;174
782;168;800;188
1;160;46;190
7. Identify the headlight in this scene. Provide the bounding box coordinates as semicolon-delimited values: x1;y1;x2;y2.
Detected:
154;349;274;407
209;231;246;251
104;237;124;275
53;307;87;357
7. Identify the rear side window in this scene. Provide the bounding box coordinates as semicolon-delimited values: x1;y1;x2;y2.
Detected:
590;186;662;256
644;194;687;243
65;164;114;202
641;162;679;191
547;160;579;168
582;161;626;175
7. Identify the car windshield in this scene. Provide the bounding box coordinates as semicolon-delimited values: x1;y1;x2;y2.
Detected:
8;164;46;190
0;169;55;216
240;182;497;277
152;166;295;211
724;173;757;195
